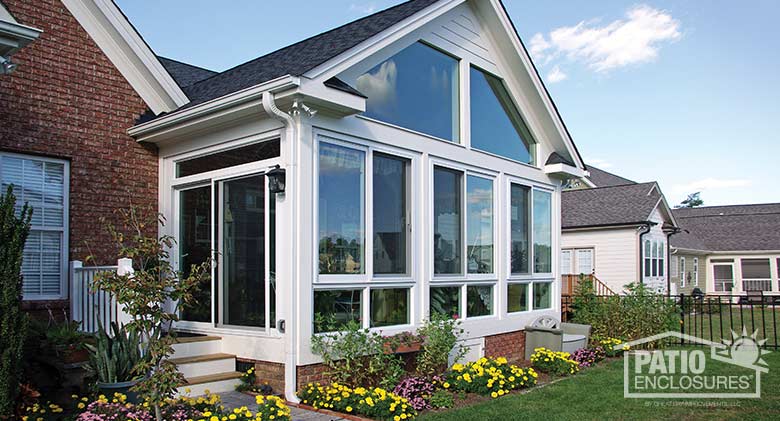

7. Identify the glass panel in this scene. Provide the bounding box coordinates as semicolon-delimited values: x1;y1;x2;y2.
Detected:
576;249;593;275
370;288;410;327
742;259;771;278
507;283;529;313
430;286;460;318
180;186;212;322
466;176;493;274
352;42;459;141
533;282;552;309
560;250;572;275
176;139;280;177
434;167;462;275
470;66;534;164
373;153;408;275
533;190;552;273
466;285;493;317
714;265;734;292
222;175;265;327
314;289;362;333
318;143;365;274
510;184;530;274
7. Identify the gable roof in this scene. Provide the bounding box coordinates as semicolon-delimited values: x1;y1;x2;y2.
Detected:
179;0;440;109
562;182;663;229
158;56;217;88
672;204;780;252
586;166;636;187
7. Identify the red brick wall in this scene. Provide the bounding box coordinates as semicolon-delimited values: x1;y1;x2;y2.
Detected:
484;329;526;363
0;0;158;307
296;363;329;391
248;359;285;395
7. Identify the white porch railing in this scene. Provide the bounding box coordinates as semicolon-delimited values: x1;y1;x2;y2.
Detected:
742;279;772;292
69;258;133;333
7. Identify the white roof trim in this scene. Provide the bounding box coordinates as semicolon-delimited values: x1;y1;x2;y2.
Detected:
61;0;188;114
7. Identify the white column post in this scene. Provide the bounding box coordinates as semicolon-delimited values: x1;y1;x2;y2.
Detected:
116;258;134;327
69;260;82;328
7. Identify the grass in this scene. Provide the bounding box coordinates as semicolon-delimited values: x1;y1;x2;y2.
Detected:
418;349;780;421
683;307;780;347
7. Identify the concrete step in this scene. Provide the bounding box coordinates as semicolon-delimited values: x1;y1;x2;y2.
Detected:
170;353;236;379
171;335;222;359
177;371;243;396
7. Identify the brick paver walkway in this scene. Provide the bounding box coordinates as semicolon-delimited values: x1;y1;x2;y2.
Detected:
219;391;345;421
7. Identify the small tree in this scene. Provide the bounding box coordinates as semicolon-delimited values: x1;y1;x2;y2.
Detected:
676;192;703;208
0;186;32;416
91;207;209;421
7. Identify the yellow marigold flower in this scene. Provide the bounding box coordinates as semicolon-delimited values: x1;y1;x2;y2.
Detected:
346;406;353;412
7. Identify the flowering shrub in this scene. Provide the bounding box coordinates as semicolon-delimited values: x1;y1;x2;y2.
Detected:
446;357;537;398
530;348;579;376
591;336;630;357
570;347;606;368
392;376;444;411
21;402;66;421
297;382;417;421
254;395;292;420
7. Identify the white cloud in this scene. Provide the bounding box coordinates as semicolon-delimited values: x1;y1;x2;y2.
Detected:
547;65;567;83
532;4;681;73
356;59;397;106
349;3;377;14
671;178;751;195
587;158;613;169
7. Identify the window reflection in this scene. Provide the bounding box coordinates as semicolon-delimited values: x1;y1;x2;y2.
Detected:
314;289;362;333
434;167;462;275
466;176;493;274
507;283;528;313
533;190;552;274
430;286;460;318
318;143;365;274
533;282;552;309
467;285;493;317
352;42;459;142
511;184;530;274
373;154;409;275
179;186;212;322
370;288;410;327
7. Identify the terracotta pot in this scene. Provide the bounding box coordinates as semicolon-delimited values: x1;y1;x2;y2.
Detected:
383;341;421;354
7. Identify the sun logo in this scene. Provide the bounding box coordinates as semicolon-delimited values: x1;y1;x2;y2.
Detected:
713;328;771;372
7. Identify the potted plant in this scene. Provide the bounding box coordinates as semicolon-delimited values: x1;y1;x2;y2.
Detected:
46;320;89;364
84;321;147;402
383;331;423;354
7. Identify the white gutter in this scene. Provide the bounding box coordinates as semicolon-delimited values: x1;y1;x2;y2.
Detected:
127;75;300;139
262;93;299;403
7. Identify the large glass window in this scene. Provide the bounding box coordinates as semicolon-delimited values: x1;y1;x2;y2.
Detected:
176;139;280;177
313;289;362;333
1;154;67;299
318;143;365;274
510;184;530;274
533;190;552;273
533;282;552;309
353;42;459;142
741;259;772;291
180;186;212;322
434;167;462;275
370;288;410;327
466;176;493;274
430;286;461;318
507;283;529;313
467;285;493;317
470;66;534;164
373;153;409;275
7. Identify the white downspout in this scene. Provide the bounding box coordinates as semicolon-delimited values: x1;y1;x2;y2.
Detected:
262;93;299;402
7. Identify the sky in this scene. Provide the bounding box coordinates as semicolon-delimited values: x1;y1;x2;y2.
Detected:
116;0;780;207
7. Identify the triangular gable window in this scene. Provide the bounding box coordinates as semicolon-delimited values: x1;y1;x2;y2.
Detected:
470;66;535;164
347;41;459;142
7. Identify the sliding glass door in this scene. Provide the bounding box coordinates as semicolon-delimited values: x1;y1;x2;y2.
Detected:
179;185;213;322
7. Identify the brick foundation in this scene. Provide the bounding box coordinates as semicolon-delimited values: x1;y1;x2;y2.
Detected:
484;329;526;363
248;359;285;395
296;362;329;391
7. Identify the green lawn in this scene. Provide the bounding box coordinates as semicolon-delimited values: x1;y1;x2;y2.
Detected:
419;349;780;421
683;307;780;347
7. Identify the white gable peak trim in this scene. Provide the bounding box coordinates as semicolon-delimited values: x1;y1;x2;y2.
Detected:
61;0;188;114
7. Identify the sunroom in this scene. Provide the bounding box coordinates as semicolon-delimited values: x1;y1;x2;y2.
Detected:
128;0;584;400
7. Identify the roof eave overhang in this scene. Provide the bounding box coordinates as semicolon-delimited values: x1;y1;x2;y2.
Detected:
544;162;586;179
0;20;42;57
562;221;653;231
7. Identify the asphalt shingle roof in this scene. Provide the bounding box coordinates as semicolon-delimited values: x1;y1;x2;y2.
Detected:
177;0;440;108
586;166;636;187
158;57;218;88
562;182;661;229
672;204;780;252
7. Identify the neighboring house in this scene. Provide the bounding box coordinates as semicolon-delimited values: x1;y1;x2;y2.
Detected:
561;168;678;294
3;0;589;400
670;204;780;297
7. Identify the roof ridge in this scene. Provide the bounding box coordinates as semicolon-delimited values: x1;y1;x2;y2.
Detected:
564;181;656;193
677;211;780;219
184;0;427;92
674;202;780;210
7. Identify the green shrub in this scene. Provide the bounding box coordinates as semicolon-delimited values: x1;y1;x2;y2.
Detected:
428;389;454;409
0;185;32;415
310;320;405;390
572;282;679;346
84;321;147;383
415;313;466;377
529;348;579;377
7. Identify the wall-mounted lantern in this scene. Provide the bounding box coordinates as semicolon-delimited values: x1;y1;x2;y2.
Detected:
266;165;286;193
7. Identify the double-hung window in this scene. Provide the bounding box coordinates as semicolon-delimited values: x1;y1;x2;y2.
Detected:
507;182;553;314
1;153;69;300
315;140;413;331
430;165;496;319
680;257;686;287
693;257;699;286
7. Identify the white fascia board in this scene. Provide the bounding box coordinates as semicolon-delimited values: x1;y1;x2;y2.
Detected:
473;0;586;171
544;163;586;179
61;0;188;114
128;75;300;142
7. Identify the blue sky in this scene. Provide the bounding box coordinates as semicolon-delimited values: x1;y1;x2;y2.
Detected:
116;0;780;206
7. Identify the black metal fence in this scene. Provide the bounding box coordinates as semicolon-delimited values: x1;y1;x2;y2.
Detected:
561;293;780;349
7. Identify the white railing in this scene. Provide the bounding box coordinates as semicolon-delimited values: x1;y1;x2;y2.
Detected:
70;258;133;333
742;279;772;292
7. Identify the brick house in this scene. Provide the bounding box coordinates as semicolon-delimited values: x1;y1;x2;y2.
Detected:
3;0;588;399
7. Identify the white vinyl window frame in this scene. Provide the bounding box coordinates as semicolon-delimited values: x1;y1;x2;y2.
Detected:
680;257;686;288
693;257;699;287
0;152;70;300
